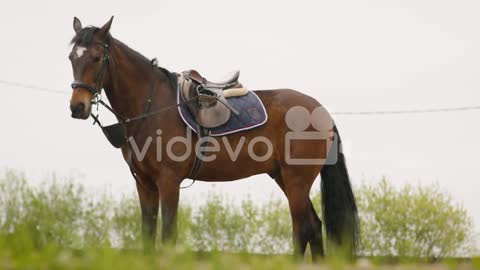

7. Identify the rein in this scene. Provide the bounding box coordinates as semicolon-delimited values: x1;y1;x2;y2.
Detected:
90;88;199;148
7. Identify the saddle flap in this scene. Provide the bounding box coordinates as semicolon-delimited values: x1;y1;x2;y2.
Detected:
196;102;232;128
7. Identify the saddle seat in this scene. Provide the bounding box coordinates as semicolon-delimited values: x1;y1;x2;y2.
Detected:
179;70;249;129
188;70;241;90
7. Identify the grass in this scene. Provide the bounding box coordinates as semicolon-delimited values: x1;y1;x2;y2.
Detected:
0;248;299;270
0;169;478;269
1;247;479;270
0;169;296;254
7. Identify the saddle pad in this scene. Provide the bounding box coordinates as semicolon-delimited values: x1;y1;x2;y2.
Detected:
177;87;268;136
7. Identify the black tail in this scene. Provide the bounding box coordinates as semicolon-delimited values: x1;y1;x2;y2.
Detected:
320;125;359;258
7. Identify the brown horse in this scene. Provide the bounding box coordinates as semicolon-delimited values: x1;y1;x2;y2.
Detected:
68;17;358;260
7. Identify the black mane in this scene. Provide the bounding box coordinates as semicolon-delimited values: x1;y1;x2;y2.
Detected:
70;26;175;89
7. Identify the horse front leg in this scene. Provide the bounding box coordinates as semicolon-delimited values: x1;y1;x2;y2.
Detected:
135;181;159;252
158;178;180;245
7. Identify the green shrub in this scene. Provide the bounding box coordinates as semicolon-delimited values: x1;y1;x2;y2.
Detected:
357;178;475;258
0;170;476;258
0;170;293;254
0;170;114;251
187;194;291;253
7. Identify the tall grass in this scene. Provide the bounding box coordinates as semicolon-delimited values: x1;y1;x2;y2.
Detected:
0;170;476;268
0;169;295;254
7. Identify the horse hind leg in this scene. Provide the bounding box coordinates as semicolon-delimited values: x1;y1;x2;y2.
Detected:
308;200;324;261
271;174;325;261
287;186;310;258
273;172;322;260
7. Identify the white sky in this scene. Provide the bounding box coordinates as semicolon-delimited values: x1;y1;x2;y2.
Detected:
0;0;479;235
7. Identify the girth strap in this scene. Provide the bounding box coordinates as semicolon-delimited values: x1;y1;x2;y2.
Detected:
188;125;211;181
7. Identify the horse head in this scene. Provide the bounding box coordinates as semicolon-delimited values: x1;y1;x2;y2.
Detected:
68;16;113;119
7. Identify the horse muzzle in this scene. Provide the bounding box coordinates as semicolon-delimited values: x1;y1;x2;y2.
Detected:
70;102;91;119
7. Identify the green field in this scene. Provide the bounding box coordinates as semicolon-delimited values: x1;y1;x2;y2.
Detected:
0;170;477;269
1;247;479;269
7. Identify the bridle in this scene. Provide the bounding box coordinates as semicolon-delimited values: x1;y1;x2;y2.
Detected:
70;42;110;102
69;40;199;148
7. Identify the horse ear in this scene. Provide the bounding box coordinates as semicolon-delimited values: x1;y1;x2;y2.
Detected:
98;16;114;39
73;17;82;33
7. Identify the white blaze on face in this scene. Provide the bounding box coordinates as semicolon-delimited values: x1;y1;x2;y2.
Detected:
75;46;87;58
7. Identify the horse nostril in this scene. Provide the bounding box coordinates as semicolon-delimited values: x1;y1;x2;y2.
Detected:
71;103;86;117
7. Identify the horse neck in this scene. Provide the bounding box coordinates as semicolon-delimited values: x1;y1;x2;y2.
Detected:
103;39;174;120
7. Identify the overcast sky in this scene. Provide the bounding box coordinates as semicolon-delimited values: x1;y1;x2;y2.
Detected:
1;0;479;234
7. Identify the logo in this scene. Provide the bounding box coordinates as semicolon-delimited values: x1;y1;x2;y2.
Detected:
127;106;339;166
285;106;338;165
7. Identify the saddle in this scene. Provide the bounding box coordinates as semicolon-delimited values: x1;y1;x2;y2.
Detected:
179;70;249;128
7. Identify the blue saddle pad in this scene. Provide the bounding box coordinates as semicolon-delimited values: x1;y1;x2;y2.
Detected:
177;88;268;136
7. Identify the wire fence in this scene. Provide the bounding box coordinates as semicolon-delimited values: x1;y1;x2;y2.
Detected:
0;79;68;95
1;79;479;116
